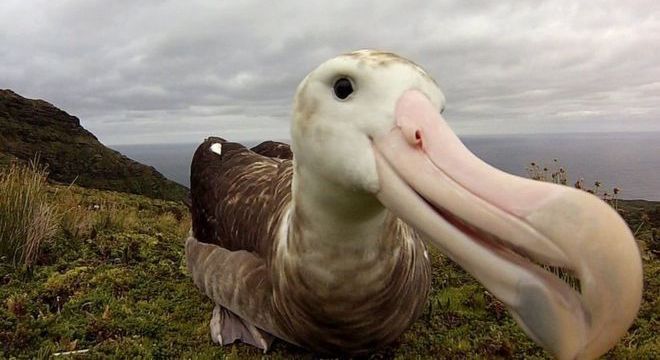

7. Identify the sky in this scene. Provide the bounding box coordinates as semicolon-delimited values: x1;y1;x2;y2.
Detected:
1;1;659;145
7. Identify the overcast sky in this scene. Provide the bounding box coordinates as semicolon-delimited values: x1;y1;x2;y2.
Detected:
1;1;659;145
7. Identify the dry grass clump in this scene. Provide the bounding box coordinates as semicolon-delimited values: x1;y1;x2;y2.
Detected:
0;161;59;268
56;188;143;241
57;189;96;240
154;212;190;238
92;204;139;233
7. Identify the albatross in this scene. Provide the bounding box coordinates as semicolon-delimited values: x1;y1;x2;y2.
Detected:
185;50;642;359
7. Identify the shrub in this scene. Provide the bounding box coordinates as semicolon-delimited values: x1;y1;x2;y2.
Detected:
0;161;59;267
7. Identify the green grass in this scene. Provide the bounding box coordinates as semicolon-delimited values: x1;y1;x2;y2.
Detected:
0;165;658;358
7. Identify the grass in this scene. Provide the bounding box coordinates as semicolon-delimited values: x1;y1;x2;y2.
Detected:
0;161;59;268
0;180;195;359
0;162;658;358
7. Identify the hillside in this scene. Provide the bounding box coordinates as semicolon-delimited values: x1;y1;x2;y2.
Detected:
0;89;187;201
0;183;657;358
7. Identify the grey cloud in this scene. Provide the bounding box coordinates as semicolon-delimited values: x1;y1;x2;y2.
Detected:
1;0;659;145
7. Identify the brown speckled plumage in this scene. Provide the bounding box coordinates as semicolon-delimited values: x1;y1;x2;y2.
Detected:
272;212;430;354
191;137;292;256
187;137;431;356
250;140;293;160
342;50;437;84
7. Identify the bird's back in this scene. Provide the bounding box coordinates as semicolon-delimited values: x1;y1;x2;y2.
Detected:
190;137;293;258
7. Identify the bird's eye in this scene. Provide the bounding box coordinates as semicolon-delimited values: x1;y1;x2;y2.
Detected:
333;77;353;100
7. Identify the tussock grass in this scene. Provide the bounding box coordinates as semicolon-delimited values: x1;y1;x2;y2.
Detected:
57;189;95;241
57;189;144;241
0;161;59;268
93;204;139;233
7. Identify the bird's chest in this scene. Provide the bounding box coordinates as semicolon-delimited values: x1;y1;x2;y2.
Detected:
271;240;431;355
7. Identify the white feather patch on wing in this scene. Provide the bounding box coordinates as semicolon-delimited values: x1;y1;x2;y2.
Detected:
210;143;223;155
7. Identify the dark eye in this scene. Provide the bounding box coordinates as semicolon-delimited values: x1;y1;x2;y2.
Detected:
333;77;353;100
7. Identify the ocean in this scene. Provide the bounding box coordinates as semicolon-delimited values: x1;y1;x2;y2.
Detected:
112;131;660;200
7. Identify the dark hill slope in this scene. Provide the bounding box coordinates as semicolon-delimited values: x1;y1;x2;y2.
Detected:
0;89;187;201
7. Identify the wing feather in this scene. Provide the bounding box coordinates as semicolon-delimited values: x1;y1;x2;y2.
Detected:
190;137;293;258
250;141;293;160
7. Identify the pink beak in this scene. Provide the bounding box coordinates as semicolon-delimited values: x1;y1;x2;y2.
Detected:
372;90;643;360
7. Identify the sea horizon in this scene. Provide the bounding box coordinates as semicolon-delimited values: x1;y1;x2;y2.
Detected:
111;131;660;201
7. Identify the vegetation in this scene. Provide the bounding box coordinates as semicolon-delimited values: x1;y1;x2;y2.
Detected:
0;161;658;358
0;161;59;268
527;159;623;207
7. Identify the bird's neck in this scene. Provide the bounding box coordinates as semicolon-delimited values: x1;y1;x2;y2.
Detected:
289;162;390;253
272;161;408;302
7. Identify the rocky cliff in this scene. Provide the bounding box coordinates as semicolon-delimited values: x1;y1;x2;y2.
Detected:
0;89;188;201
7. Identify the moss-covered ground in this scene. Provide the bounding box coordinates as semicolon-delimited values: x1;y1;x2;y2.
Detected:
1;185;658;359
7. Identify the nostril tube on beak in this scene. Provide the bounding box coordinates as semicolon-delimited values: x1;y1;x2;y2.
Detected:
401;122;423;147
